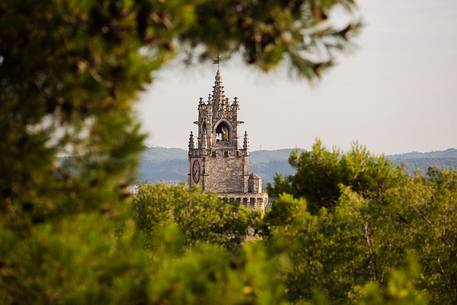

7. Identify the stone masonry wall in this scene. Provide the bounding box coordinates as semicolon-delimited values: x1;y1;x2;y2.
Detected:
204;155;244;193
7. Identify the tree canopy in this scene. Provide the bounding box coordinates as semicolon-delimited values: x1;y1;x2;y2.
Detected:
267;140;405;213
133;183;260;249
263;140;457;305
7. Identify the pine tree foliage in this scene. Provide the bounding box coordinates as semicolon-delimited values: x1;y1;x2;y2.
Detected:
267;140;405;213
264;140;457;305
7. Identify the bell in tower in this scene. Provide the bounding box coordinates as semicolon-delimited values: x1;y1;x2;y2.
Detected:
187;64;268;211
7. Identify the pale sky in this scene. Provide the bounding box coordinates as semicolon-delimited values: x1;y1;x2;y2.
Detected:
137;0;457;155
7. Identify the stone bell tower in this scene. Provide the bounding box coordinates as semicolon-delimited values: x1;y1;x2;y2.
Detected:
188;65;268;211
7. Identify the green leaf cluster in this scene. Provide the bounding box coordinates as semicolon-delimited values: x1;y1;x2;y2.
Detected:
267;140;404;213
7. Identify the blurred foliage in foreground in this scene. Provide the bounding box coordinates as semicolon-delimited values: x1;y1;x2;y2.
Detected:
1;1;360;300
1;1;455;305
0;0;361;236
1;1;361;302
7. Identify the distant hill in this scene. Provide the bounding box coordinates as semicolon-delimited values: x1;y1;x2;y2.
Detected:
142;147;187;162
386;148;457;173
138;147;457;184
388;148;457;160
251;149;295;164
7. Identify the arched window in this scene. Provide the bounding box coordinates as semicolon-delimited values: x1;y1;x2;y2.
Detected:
215;121;230;143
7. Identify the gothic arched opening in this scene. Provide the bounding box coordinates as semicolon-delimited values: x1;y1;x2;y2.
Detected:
215;121;230;143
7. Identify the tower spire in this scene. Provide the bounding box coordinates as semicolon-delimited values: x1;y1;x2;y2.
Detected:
211;55;225;109
188;131;195;149
243;131;249;151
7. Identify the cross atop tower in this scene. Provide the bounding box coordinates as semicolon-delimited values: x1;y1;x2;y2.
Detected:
213;55;221;71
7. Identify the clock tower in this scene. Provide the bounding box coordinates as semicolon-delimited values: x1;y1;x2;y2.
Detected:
188;66;268;211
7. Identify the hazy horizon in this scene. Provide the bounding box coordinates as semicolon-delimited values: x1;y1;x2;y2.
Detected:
143;146;457;156
137;0;457;155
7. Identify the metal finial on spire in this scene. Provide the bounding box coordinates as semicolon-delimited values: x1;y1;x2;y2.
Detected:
213;55;221;72
213;55;222;82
